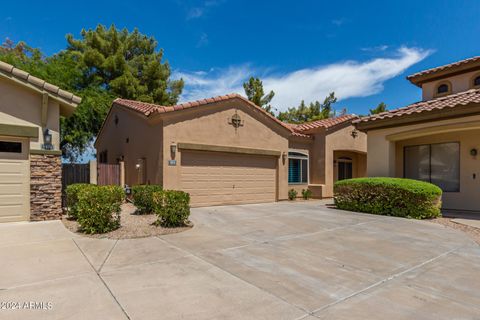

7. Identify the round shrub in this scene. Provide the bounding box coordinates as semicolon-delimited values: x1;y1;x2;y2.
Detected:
334;177;442;219
302;189;312;200
76;185;124;234
288;189;298;200
65;183;96;219
132;185;163;214
152;190;190;227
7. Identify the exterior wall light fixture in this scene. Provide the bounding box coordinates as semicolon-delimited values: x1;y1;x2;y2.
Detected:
42;129;53;150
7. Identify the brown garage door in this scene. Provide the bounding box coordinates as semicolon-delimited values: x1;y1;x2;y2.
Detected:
180;150;277;207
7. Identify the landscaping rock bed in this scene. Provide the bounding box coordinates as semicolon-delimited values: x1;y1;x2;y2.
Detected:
429;217;480;245
62;202;192;239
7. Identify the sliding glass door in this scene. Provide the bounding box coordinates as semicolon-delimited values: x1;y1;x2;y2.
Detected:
404;142;460;192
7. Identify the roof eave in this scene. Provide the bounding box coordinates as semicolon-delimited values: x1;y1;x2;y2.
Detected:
407;63;480;88
355;103;480;131
0;70;81;117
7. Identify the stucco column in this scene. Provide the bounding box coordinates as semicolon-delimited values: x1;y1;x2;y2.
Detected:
367;133;396;177
89;160;97;184
119;161;125;187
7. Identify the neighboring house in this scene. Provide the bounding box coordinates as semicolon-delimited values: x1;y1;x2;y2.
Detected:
95;93;366;207
0;61;81;222
355;56;480;213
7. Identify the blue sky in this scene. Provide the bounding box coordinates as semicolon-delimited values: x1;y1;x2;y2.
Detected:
1;0;479;115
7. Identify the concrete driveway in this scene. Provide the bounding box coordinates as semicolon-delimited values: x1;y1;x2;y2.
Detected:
1;201;479;320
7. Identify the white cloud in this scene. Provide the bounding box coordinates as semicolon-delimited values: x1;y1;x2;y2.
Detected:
361;45;389;52
331;18;347;26
174;47;431;111
185;0;225;20
196;32;209;48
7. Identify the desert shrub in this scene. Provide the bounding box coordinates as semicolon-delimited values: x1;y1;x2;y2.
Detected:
301;189;312;200
65;183;96;219
288;189;298;200
132;185;163;214
334;177;442;219
152;190;190;227
76;185;124;234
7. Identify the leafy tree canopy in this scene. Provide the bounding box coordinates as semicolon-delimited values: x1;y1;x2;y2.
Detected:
369;102;388;115
0;25;183;161
278;92;337;124
66;25;183;104
243;77;275;115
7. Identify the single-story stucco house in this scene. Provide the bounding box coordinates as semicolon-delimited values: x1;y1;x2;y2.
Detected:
355;56;480;213
95;94;366;207
0;61;81;222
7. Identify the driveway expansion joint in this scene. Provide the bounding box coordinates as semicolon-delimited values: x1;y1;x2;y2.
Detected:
310;246;463;315
72;238;131;320
157;235;313;315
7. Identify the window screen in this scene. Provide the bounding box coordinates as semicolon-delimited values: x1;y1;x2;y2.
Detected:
0;141;22;153
288;154;308;184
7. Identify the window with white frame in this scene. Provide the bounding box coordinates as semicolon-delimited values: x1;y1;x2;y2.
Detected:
288;151;308;184
404;142;460;192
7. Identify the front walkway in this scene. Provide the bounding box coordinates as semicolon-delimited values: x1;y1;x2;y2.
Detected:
1;201;479;319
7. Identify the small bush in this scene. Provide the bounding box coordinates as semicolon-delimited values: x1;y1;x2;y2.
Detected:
153;190;190;227
288;189;298;200
76;185;124;234
302;189;312;200
334;177;442;219
65;184;96;219
132;185;163;214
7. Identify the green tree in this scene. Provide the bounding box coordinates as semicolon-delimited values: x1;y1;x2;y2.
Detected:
369;102;387;115
243;77;275;115
66;25;184;104
1;25;183;161
278;92;337;123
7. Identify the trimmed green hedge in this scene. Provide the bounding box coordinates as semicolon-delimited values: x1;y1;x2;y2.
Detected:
334;177;442;219
65;184;96;219
152;190;190;227
76;185;124;234
132;185;163;214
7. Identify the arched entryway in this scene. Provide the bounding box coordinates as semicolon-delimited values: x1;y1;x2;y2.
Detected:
333;150;367;182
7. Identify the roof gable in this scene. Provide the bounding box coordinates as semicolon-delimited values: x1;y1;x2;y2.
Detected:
0;60;81;115
113;93;294;134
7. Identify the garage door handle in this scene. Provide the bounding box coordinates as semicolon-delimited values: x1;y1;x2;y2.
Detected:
233;184;235;189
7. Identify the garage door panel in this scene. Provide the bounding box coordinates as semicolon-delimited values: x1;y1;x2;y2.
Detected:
0;138;30;222
180;151;277;207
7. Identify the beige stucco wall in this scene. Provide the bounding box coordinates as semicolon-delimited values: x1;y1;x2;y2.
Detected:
0;77;61;150
365;114;480;211
394;130;480;211
287;139;311;197
323;124;367;197
95;106;164;186
160;99;290;200
422;70;480;101
287;124;367;198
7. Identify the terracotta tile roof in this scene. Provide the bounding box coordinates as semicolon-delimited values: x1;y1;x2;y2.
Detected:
0;60;82;105
114;93;296;134
354;88;480;124
407;56;480;84
289;114;358;132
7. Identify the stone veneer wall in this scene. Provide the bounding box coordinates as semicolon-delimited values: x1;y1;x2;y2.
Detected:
30;154;62;221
